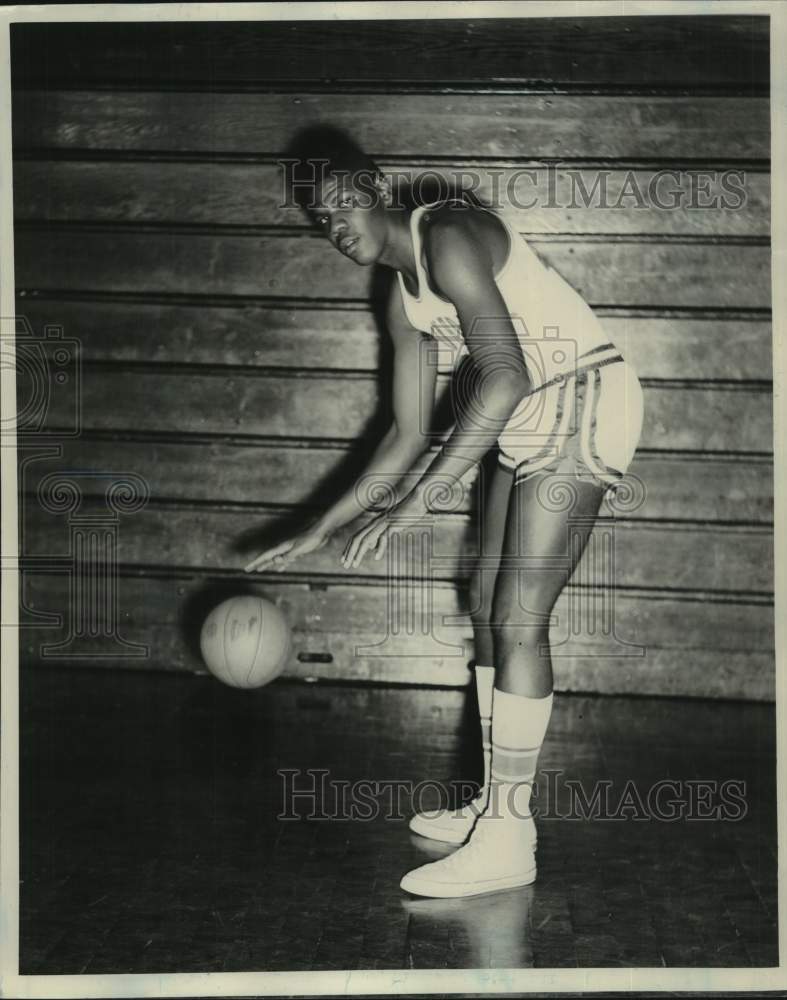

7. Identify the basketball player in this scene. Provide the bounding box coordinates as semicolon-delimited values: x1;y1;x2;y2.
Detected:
245;129;644;898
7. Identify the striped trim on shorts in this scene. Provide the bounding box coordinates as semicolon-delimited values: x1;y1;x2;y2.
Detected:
497;343;644;492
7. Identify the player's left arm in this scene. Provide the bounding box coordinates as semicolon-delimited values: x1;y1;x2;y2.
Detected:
407;214;532;505
338;215;534;566
427;213;531;391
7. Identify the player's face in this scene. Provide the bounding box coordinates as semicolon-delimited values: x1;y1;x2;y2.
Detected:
312;172;388;266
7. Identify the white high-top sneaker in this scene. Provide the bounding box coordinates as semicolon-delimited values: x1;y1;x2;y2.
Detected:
401;812;537;898
402;685;554;897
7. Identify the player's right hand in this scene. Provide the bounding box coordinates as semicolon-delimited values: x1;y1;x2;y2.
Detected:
243;523;331;574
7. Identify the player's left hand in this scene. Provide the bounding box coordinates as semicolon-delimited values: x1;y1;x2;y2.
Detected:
341;492;431;569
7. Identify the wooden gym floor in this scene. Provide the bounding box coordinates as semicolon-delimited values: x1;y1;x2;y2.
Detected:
19;665;777;973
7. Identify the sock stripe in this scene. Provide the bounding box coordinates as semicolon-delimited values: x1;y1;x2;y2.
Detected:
492;741;543;755
490;769;537;784
492;762;538;781
490;771;536;784
492;760;538;782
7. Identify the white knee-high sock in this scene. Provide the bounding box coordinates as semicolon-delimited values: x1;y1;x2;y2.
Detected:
487;687;553;827
474;664;495;805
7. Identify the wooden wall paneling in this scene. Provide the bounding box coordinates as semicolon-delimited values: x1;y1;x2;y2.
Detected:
14;228;772;309
11;92;770;160
9;17;769;92
11;16;773;698
22;501;774;596
18;438;775;525
32;365;772;455
12;161;770;238
14;298;773;381
18;572;775;701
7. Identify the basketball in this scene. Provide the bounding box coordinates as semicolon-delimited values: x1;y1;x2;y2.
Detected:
199;595;291;689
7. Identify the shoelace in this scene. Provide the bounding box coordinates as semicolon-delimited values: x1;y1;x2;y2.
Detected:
421;790;487;819
432;821;497;870
450;791;488;818
433;814;536;871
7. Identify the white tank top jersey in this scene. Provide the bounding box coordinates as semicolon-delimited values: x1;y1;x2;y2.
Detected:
394;196;642;483
395;196;624;385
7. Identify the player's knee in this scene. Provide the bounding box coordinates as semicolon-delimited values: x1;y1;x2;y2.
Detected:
490;588;552;645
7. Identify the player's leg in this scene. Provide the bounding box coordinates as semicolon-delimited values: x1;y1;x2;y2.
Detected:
400;469;606;897
481;359;644;845
468;453;517;669
400;361;644;896
492;469;606;698
408;453;514;844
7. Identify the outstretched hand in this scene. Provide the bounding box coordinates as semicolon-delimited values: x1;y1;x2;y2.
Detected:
244;522;330;573
341;492;431;569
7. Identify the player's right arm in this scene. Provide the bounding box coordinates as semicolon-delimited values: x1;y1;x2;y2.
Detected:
384;276;440;455
244;281;438;572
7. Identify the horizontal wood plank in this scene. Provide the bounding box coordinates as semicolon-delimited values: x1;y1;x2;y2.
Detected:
34;367;773;455
14;230;772;310
18;573;775;700
9;17;769;92
11;91;770;160
18;440;774;525
15;298;773;382
21;502;774;595
21;621;775;700
12;161;769;237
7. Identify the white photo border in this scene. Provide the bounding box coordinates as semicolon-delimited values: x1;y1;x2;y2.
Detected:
1;1;784;996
